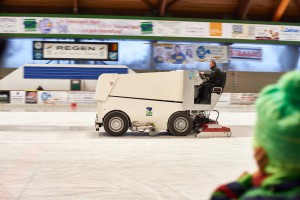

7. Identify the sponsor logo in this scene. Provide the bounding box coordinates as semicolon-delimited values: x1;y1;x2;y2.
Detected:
232;25;243;34
230;47;262;60
210;22;222;36
282;27;300;33
26;91;37;104
141;22;153;34
34;42;43;49
41;92;51;101
0;91;10;103
0;94;8;99
38;19;54;34
56;22;69;33
196;46;211;59
0;18;17;23
110;43;118;51
188;71;195;79
109;52;117;60
34;52;43;59
146;107;153;116
24;19;36;31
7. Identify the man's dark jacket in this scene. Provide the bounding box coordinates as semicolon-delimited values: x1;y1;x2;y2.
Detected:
204;66;222;86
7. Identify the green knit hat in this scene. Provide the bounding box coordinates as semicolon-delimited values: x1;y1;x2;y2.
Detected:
254;70;300;175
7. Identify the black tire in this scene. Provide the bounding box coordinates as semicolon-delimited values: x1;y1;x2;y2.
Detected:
103;111;129;136
165;129;172;135
168;112;193;136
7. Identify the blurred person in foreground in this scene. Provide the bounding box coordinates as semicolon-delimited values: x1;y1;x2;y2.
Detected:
210;70;300;200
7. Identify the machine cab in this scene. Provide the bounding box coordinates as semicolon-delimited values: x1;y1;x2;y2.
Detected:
182;70;226;111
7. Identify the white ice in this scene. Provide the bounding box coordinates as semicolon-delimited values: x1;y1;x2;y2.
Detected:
0;104;257;200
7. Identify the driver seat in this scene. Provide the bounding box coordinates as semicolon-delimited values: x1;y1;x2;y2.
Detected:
212;71;227;94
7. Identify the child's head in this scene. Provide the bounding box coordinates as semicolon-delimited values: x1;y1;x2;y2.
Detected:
254;70;300;175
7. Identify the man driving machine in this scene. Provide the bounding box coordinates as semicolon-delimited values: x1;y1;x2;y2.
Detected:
196;59;222;103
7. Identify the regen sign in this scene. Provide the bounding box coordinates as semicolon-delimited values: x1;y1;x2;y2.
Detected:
43;42;107;59
33;41;118;61
55;45;106;51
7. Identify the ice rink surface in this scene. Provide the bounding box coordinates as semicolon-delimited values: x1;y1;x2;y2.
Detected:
0;104;257;200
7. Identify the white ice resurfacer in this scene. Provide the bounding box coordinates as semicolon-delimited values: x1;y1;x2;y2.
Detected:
95;70;231;137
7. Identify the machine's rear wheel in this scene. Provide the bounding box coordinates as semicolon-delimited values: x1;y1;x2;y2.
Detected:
103;111;129;136
168;112;193;136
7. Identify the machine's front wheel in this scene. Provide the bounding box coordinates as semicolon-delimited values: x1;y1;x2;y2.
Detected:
103;111;129;136
168;112;193;136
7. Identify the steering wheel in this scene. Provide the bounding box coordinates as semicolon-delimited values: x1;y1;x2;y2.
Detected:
199;73;208;82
